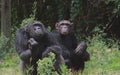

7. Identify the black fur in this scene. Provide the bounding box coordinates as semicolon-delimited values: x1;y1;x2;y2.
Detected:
15;21;60;75
51;20;90;74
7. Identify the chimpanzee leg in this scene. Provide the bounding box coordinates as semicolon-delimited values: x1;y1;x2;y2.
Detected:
29;63;37;75
19;60;28;75
19;60;37;75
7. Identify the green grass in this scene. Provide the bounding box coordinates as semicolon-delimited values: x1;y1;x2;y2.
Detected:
84;50;120;75
0;54;21;75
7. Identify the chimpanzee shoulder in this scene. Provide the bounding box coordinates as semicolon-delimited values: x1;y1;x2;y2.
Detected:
15;28;29;55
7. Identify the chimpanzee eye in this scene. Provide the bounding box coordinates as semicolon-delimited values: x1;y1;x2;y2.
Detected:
37;27;41;29
34;26;41;30
34;27;36;30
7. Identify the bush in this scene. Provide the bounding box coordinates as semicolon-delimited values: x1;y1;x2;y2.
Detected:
0;34;9;58
37;52;58;75
20;17;35;27
37;52;71;75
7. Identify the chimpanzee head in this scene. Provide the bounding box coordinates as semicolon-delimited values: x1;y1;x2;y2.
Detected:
55;20;74;35
25;21;47;39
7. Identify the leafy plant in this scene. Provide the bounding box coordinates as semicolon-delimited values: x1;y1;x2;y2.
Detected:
37;52;58;75
37;52;71;75
0;34;9;58
20;17;35;27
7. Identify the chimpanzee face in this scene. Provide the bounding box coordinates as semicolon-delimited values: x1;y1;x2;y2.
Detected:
33;24;44;37
59;24;71;35
27;22;46;38
55;20;73;35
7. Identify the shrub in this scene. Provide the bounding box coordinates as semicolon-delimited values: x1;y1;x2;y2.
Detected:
37;52;58;75
0;34;9;58
20;17;35;27
37;52;71;75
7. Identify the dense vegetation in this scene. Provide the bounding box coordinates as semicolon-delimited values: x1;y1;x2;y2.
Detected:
0;0;120;75
11;0;120;38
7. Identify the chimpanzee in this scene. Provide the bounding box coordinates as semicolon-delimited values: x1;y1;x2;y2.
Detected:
52;20;77;59
15;21;65;75
51;20;90;74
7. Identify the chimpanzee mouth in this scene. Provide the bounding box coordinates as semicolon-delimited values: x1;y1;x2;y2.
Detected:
61;32;69;35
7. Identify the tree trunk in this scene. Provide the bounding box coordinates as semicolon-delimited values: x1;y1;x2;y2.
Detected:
1;0;11;37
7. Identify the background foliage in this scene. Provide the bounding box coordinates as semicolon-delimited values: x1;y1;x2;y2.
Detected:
11;0;120;39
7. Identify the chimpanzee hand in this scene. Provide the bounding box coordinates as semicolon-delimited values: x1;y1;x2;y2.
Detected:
75;44;83;55
28;38;38;50
75;41;87;55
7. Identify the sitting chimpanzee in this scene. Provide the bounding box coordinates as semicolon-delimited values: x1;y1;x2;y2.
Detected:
51;20;90;74
15;21;65;75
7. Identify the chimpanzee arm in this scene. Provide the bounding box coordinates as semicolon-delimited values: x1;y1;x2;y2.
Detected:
50;31;71;59
15;29;32;61
60;45;70;59
81;51;90;61
49;32;70;59
75;41;87;55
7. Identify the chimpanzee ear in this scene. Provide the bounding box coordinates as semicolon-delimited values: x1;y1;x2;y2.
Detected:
24;22;32;32
71;23;74;29
55;22;59;29
23;25;30;38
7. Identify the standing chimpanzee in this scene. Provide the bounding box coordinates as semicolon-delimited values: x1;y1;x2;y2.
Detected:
51;20;90;74
15;21;65;75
